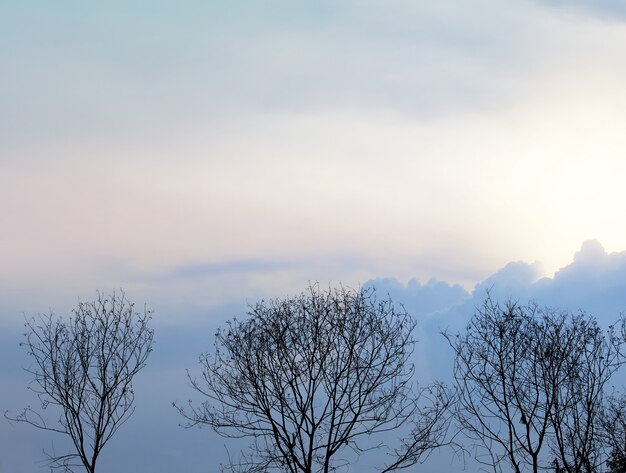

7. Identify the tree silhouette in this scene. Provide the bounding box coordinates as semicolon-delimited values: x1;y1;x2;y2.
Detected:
6;291;154;473
176;284;451;473
445;295;625;473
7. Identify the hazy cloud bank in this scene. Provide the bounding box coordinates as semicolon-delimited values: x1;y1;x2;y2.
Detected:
368;239;626;320
365;240;626;379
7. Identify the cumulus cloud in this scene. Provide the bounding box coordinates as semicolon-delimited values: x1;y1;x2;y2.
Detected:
462;239;626;321
365;277;470;319
367;240;626;336
532;240;626;318
362;240;626;380
385;240;626;327
473;260;544;302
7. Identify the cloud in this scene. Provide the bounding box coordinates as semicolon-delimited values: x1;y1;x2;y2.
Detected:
363;240;626;381
363;240;625;332
3;1;626;470
365;277;470;319
3;240;626;473
532;240;626;318
168;259;301;280
6;0;624;158
463;239;626;321
536;0;626;21
4;0;626;307
473;260;544;302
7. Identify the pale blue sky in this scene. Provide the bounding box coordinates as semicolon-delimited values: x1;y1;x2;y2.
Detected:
2;1;626;471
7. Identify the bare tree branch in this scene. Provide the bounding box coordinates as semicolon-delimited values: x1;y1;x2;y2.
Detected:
175;284;451;473
444;293;626;473
5;290;154;473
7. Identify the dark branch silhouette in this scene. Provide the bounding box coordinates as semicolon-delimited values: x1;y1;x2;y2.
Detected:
6;291;154;473
444;294;626;473
601;392;626;473
175;284;451;473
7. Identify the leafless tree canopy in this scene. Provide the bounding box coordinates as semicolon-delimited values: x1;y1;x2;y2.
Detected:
6;291;154;473
445;295;626;473
601;393;626;473
176;284;451;473
549;313;625;473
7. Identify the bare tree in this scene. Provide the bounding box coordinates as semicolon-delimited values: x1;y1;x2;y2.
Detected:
547;315;625;473
601;393;626;473
445;295;626;473
445;297;552;473
175;284;451;473
6;291;154;473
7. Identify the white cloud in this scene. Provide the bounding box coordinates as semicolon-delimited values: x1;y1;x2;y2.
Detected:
4;0;626;306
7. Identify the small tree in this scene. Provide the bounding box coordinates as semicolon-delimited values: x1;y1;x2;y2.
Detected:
176;284;451;473
6;291;154;473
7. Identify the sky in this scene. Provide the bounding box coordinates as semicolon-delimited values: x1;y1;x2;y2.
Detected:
2;1;626;472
